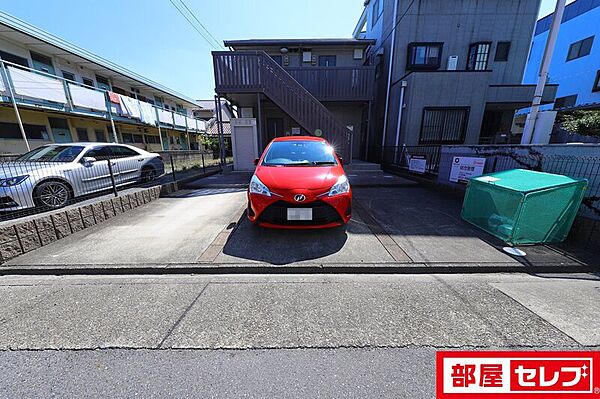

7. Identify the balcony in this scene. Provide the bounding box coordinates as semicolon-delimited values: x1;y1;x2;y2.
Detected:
213;51;375;102
0;61;205;133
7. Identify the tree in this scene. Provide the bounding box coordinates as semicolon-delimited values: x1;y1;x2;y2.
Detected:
561;110;600;137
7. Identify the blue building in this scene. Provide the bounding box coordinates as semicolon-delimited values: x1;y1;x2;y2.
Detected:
524;0;600;111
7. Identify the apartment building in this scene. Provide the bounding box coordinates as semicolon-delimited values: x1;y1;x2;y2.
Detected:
0;11;205;154
523;0;600;111
212;38;375;162
354;0;559;160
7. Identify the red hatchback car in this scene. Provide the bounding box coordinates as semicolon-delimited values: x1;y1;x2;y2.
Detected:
248;136;352;229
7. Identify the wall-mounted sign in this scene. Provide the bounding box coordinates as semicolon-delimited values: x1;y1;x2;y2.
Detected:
409;155;427;174
449;156;486;183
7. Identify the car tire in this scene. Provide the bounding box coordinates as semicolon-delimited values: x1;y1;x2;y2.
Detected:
33;180;72;209
141;167;156;183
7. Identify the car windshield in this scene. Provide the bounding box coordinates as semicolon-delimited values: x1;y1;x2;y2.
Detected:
16;145;85;163
262;140;338;166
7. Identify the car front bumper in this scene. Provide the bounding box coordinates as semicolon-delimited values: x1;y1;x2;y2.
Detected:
0;186;35;211
248;189;352;229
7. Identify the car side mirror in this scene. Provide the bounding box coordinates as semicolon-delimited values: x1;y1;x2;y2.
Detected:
82;156;96;165
254;158;259;166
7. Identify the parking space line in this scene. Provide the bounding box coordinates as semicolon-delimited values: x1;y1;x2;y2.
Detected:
196;207;246;263
353;200;414;263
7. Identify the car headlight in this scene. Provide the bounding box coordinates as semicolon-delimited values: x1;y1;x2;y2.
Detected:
328;175;350;196
249;175;271;197
0;175;29;187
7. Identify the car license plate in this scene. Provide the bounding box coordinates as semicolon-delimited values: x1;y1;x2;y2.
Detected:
287;208;312;221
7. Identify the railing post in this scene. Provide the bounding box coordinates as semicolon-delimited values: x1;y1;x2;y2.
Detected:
170;154;177;181
0;59;30;151
107;160;118;197
201;152;206;175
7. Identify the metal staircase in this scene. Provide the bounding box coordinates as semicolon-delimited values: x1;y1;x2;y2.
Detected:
213;50;353;159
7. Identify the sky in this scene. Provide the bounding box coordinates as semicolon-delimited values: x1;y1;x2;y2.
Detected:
2;0;570;101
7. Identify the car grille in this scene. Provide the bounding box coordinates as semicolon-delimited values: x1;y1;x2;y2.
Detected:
258;200;342;226
0;196;18;209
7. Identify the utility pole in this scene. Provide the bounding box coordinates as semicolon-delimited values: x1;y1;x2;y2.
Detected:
521;0;566;144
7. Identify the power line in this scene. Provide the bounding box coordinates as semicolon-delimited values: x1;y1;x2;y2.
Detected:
176;0;224;49
373;0;416;53
168;0;220;50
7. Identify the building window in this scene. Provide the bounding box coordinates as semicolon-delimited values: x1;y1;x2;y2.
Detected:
467;42;491;71
95;74;111;91
494;42;511;62
554;95;578;109
567;36;594;61
144;135;161;144
95;129;107;142
406;43;443;70
76;128;89;141
0;50;29;68
82;77;94;87
0;122;48;140
112;86;127;95
593;70;600;92
372;0;384;26
30;51;55;74
62;71;76;81
176;104;185;114
318;55;337;67
270;55;283;66
121;133;144;143
419;107;469;144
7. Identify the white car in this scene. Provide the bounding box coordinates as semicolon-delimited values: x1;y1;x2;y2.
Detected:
0;143;164;211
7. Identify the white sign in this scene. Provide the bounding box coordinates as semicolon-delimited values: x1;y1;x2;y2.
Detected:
449;156;486;183
408;156;427;174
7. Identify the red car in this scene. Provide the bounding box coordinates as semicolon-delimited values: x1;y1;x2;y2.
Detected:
248;136;352;229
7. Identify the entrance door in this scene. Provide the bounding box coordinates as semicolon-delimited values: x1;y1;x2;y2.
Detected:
48;118;72;143
232;123;258;171
266;118;283;143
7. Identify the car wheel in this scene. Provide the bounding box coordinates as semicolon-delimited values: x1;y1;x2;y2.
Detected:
141;167;156;183
33;180;71;209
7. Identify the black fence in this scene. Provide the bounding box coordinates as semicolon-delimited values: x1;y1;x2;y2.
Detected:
0;149;225;222
381;145;442;175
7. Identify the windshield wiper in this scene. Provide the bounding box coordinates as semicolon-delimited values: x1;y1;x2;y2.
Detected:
311;161;336;165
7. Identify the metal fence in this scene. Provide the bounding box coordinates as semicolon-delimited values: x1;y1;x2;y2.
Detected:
381;145;442;175
0;149;225;222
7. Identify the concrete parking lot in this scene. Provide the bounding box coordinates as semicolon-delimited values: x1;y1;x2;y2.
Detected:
2;174;590;271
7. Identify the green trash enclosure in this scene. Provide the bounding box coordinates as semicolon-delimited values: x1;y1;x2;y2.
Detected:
461;169;588;246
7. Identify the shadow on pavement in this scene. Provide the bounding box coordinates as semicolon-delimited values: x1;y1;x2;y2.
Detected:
223;217;348;265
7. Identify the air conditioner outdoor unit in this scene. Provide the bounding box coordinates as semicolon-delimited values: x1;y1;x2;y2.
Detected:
447;55;459;70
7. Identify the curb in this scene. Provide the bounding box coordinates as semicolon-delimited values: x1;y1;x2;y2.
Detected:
0;263;596;276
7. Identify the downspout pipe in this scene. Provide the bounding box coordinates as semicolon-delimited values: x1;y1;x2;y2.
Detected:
521;0;566;144
379;0;399;162
393;80;407;163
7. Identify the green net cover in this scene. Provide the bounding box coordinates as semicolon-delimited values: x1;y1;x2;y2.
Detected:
461;169;588;245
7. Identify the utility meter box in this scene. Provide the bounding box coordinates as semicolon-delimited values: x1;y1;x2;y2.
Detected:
461;169;587;245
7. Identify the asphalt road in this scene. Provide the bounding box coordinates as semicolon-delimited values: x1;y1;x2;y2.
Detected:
0;272;598;398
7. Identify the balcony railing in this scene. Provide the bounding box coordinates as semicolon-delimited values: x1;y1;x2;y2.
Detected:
286;67;375;101
213;51;375;101
0;60;205;133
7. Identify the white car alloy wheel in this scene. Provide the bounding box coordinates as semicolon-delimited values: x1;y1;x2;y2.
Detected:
34;181;71;209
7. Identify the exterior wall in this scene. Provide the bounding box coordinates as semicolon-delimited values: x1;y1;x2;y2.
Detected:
358;0;541;160
523;1;600;110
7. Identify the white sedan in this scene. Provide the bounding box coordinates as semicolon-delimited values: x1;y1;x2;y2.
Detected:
0;143;164;211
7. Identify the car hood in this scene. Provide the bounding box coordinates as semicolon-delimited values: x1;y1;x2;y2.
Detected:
0;162;69;179
256;165;343;191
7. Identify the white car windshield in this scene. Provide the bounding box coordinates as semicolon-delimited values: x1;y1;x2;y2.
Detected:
16;145;85;162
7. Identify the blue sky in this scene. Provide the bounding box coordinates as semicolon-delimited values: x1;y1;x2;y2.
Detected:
3;0;566;101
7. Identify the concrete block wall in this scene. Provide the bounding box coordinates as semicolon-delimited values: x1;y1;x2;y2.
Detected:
0;186;164;264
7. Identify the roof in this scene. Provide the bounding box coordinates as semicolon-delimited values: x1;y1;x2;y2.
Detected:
223;38;376;48
0;11;198;107
535;0;600;36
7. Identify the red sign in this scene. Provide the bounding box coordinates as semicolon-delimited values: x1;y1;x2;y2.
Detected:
437;351;600;398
